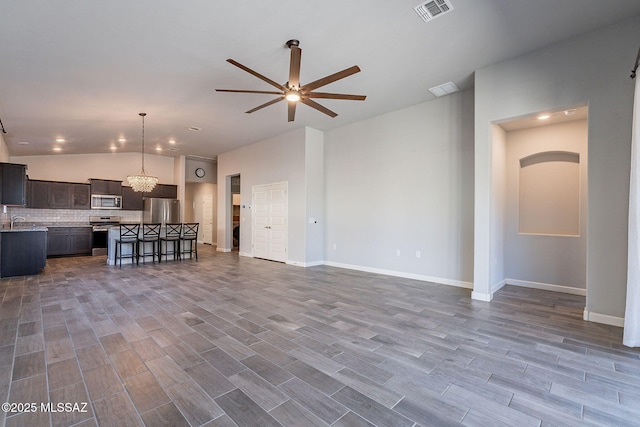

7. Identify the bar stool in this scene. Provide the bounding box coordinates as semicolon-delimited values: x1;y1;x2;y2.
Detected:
137;223;161;264
160;223;182;263
180;223;199;260
115;224;139;268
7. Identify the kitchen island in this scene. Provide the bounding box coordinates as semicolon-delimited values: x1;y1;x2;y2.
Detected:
0;227;48;277
106;225;190;265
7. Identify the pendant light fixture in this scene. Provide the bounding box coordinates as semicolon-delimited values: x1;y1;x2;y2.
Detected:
127;113;158;192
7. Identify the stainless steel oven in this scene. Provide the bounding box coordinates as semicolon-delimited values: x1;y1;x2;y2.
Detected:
91;194;122;210
90;216;120;255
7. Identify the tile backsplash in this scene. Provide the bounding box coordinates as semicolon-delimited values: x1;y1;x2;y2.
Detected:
2;207;142;225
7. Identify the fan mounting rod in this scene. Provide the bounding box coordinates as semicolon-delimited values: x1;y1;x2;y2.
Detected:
286;39;300;49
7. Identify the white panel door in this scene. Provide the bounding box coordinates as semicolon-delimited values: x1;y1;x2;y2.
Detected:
253;187;270;258
252;182;287;262
202;195;213;245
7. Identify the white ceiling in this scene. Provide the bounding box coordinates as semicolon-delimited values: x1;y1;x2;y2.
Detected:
1;0;639;159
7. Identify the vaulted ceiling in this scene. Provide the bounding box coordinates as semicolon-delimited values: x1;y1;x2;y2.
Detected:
1;0;639;159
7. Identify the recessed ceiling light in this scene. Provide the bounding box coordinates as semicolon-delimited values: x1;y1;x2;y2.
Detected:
53;147;62;152
18;141;30;145
110;146;117;150
537;114;551;120
188;126;201;132
564;109;577;116
118;138;127;143
156;146;162;151
168;139;176;144
55;138;66;143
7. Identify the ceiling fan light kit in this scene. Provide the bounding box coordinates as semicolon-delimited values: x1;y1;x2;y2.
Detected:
216;39;366;122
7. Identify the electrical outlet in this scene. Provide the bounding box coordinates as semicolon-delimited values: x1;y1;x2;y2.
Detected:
396;249;401;256
332;243;337;250
416;250;421;258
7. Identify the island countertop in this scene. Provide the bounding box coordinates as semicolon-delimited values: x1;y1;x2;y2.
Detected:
0;226;49;233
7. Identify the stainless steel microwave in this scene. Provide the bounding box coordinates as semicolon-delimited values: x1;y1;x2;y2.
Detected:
91;194;122;210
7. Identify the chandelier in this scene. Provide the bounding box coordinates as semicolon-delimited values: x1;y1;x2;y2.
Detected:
127;112;158;192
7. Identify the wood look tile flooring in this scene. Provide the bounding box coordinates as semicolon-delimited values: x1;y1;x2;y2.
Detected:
1;245;639;426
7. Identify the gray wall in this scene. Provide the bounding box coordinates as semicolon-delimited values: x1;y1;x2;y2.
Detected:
216;127;323;265
324;90;475;286
304;128;325;265
474;17;639;319
185;158;217;184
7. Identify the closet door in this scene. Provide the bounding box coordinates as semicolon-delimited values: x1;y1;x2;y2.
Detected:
252;182;287;262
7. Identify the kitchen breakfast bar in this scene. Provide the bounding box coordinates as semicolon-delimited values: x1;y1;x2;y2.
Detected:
106;223;198;266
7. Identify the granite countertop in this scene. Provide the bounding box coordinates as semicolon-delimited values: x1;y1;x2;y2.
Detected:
39;222;92;227
0;221;92;232
0;226;49;233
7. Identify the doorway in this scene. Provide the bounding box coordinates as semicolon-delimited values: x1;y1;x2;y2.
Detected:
202;195;213;245
230;175;240;251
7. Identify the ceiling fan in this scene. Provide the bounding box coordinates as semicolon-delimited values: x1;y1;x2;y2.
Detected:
216;39;366;122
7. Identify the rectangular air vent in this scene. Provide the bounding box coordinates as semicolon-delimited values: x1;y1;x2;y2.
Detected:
414;0;454;23
428;81;459;97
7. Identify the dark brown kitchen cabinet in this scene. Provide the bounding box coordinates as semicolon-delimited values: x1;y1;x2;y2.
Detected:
144;184;177;199
0;162;27;206
27;180;52;208
51;182;71;208
27;180;90;209
71;183;91;209
90;179;122;196
0;230;47;277
122;186;143;210
47;227;92;257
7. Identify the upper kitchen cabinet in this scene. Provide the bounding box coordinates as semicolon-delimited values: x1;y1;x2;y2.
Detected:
51;182;72;208
27;179;90;209
90;179;122;196
0;162;27;206
27;180;51;208
122;186;143;210
70;183;91;209
144;184;177;199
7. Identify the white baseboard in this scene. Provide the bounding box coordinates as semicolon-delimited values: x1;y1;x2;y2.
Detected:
491;279;506;294
216;247;231;253
470;279;504;302
239;252;252;258
583;310;624;327
506;279;587;296
323;261;473;289
286;260;324;267
471;291;493;302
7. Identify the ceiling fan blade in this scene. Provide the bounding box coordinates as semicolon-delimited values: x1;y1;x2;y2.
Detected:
216;89;283;95
301;65;361;92
226;59;286;91
245;96;285;114
288;46;302;89
288;101;297;122
300;98;338;118
304;92;366;101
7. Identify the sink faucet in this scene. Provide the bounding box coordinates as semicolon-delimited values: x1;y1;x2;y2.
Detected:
10;215;25;230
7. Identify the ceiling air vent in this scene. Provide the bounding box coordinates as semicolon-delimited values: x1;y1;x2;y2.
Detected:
428;81;459;97
414;0;454;23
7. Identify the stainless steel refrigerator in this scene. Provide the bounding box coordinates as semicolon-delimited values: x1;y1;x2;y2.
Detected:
143;198;180;225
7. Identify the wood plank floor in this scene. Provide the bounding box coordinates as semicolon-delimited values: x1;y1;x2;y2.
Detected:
1;245;639;426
